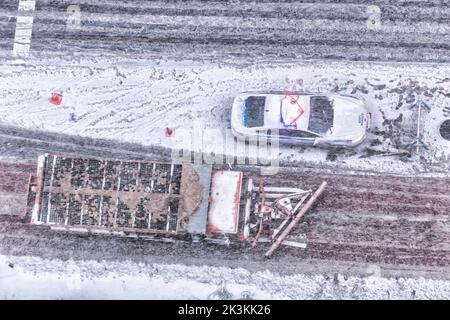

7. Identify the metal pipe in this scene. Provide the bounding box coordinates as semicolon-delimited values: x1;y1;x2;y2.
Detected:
416;101;421;153
264;181;327;258
30;154;46;224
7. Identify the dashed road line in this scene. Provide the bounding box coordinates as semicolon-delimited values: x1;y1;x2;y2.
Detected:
13;0;36;58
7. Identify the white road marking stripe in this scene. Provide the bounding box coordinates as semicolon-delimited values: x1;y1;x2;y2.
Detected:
18;0;36;11
13;0;36;57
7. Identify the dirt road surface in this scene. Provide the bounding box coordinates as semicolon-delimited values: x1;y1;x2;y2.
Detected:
0;159;448;280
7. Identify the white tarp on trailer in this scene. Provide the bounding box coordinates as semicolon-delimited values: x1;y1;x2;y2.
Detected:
207;170;242;234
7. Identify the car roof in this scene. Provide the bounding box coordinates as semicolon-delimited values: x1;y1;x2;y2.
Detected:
264;94;311;131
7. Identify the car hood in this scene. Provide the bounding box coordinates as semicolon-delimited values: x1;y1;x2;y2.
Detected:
328;96;368;139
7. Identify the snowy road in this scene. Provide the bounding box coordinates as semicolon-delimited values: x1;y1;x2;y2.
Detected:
1;1;450;173
1;58;450;174
0;1;449;299
2;0;450;62
0;160;448;282
1;254;449;299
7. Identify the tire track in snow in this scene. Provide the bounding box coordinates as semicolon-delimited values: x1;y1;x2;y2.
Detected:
3;0;450;62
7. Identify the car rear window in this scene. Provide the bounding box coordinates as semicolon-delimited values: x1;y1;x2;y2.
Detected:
243;96;266;128
308;96;334;134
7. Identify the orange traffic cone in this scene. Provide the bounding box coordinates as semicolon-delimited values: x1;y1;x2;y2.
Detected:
165;127;174;137
50;92;63;105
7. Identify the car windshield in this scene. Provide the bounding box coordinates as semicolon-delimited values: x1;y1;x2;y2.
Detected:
243;96;266;128
308;96;334;134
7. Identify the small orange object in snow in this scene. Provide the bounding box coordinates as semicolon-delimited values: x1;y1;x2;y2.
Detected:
165;127;174;137
50;92;63;105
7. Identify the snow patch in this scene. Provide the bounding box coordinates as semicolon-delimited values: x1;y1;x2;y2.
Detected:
0;255;448;300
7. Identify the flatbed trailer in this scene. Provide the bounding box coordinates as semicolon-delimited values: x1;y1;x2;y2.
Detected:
27;154;326;256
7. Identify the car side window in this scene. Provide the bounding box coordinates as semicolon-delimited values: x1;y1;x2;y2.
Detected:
278;129;318;138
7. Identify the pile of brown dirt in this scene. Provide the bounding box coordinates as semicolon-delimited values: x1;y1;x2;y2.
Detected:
177;165;203;231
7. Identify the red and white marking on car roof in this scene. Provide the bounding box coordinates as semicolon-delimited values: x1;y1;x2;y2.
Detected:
282;95;304;126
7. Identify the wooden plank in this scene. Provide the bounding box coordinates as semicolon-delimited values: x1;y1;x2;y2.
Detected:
265;181;327;258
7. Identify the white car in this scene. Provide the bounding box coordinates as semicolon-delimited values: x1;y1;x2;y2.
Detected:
231;92;371;147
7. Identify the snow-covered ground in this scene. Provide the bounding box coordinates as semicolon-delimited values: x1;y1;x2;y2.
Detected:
1;57;449;300
0;254;448;300
2;2;449;301
1;57;450;175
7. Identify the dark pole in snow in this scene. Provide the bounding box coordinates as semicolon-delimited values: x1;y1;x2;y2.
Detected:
264;181;327;258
